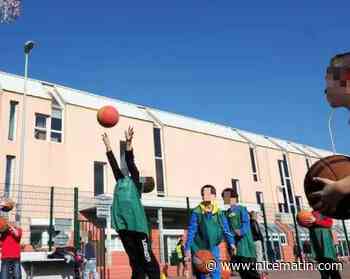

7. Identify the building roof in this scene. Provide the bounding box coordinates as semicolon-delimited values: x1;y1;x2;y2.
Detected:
0;70;335;158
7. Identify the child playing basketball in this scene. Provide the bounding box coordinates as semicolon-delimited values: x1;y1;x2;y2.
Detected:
303;210;342;279
103;126;160;279
184;185;236;279
222;188;260;279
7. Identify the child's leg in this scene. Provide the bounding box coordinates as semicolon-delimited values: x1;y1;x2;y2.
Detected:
119;230;146;279
210;246;221;279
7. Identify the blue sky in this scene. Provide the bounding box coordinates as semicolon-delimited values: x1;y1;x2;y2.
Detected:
1;1;350;153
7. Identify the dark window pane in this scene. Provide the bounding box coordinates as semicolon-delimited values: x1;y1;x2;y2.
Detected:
278;203;283;213
282;156;290;178
295;196;301;212
5;156;15;197
153;128;162;158
155;159;164;193
278;160;285;186
253;174;258;182
35;115;47;128
249;147;257;173
51;118;62;131
232;179;239;202
284;203;289;213
35;130;47;140
256;191;263;204
119;141;128;176
286;179;294;204
94;162;104;196
51;132;62;142
282;188;288;205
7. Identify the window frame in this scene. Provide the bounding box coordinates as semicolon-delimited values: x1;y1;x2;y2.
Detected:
50;105;64;144
5;155;16;198
8;100;19;141
249;146;259;182
94;161;106;196
34;113;49;141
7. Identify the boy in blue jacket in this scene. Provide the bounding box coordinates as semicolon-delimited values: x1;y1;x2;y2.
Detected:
184;185;236;279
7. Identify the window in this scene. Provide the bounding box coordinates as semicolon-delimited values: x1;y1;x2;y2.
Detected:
277;155;295;212
94;162;106;196
119;141;128;176
295;196;303;212
154;127;162;158
34;114;48;140
232;179;240;202
153;127;165;196
155;159;165;194
5;155;15;197
256;191;263;204
51;108;63;142
30;226;50;249
8;101;18;141
280;234;287;245
249;147;259;182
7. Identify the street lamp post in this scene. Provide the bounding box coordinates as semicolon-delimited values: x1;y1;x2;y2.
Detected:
16;41;35;224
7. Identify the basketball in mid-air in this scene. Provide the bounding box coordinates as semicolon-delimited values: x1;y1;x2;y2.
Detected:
97;106;120;128
297;210;314;227
193;250;215;274
304;155;350;219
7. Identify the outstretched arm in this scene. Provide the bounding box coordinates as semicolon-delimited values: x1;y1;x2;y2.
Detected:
125;127;141;191
102;133;124;181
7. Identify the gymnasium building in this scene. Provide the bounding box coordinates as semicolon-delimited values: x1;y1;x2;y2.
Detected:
0;70;349;278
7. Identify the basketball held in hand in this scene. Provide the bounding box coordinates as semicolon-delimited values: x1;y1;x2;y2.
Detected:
193;250;215;274
0;218;9;233
297;210;314;227
97;106;120;128
304;155;350;219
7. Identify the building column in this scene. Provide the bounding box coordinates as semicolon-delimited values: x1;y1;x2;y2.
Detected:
157;208;165;263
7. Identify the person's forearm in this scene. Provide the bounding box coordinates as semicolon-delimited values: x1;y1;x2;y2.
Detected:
106;151;124;181
126;141;133;151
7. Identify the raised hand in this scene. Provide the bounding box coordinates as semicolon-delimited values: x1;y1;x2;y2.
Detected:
102;133;112;151
125;126;134;150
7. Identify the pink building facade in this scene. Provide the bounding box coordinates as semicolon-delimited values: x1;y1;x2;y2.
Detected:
0;71;349;278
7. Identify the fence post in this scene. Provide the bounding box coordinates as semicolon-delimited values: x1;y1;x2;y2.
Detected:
186;197;190;221
341;220;350;255
260;202;273;262
291;205;302;260
48;187;54;252
73;187;80;251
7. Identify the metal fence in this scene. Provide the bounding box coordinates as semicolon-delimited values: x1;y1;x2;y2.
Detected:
0;183;349;265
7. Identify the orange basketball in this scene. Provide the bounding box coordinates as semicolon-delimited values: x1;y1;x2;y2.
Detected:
297;210;314;227
304;155;350;219
0;217;9;233
221;269;231;279
97;106;120;128
193;250;215;274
